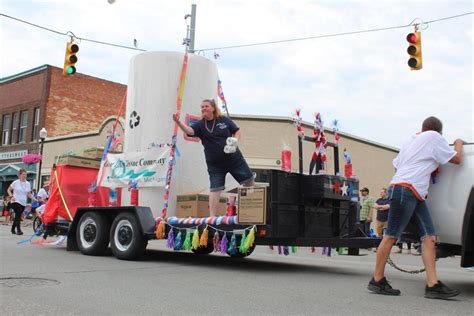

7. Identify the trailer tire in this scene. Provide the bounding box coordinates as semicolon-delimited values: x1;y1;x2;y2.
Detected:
76;212;110;256
110;212;147;260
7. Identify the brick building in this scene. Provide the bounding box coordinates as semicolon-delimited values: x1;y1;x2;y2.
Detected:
0;65;126;195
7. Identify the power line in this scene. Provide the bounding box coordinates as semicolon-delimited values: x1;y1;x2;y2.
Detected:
0;13;146;52
196;12;473;52
1;11;472;53
424;11;473;24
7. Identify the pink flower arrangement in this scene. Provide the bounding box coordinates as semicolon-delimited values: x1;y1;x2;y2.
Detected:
22;153;42;165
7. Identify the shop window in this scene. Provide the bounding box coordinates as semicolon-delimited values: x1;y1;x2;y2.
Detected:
2;114;11;146
19;111;28;143
11;112;19;144
32;108;40;141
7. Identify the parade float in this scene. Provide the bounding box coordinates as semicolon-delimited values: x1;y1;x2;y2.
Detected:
33;51;381;260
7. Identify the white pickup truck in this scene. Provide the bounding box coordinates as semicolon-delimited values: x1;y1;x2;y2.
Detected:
426;144;474;267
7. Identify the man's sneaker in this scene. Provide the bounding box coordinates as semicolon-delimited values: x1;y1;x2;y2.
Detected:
367;277;401;296
425;281;460;299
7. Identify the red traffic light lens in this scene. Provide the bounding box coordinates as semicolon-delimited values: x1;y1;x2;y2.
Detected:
406;33;417;44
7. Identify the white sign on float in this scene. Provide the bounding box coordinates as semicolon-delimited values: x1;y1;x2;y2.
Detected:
100;147;170;188
123;52;237;217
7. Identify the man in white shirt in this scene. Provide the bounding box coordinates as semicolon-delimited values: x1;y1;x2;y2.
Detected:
367;116;464;299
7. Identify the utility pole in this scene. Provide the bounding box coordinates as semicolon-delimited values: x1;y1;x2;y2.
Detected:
188;4;197;53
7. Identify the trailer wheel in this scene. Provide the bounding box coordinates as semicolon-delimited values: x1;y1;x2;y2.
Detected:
76;212;110;256
110;212;147;260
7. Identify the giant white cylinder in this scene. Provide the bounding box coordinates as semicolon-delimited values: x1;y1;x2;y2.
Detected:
124;51;221;216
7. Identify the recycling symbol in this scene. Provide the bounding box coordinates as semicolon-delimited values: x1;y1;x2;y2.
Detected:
129;110;141;129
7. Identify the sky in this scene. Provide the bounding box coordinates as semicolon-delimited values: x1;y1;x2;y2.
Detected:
1;0;472;148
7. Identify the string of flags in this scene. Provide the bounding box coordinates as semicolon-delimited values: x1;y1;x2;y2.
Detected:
155;219;256;254
19;220;349;258
154;217;351;257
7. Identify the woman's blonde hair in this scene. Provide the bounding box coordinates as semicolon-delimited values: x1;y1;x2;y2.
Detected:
202;99;222;119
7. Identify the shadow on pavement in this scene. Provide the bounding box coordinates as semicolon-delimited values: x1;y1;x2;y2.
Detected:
140;248;364;276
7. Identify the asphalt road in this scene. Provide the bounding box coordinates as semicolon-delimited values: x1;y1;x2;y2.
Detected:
1;224;473;316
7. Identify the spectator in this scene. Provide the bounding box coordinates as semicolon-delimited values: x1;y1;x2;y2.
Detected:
7;169;36;235
359;187;375;236
37;182;49;205
30;188;39;218
374;188;390;237
2;196;11;225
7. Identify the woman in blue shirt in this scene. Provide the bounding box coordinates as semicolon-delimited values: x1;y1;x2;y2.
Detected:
173;99;254;216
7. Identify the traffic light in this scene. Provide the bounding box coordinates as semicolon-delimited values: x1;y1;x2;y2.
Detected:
406;30;422;70
63;41;79;75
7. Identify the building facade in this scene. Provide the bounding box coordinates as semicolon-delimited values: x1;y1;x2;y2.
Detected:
0;65;126;195
1;65;397;202
233;114;398;195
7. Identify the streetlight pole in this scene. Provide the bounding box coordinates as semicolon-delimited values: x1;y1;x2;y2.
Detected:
37;128;47;192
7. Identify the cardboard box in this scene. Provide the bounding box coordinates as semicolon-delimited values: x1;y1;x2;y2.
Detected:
176;193;227;218
82;147;106;159
237;187;267;224
83;147;122;159
55;155;101;169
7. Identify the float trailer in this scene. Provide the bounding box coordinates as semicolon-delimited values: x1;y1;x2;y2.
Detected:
61;137;380;260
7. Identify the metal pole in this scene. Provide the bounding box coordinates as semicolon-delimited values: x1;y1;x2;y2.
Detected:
334;145;339;175
189;4;197;53
36;138;44;192
298;135;303;174
185;24;190;53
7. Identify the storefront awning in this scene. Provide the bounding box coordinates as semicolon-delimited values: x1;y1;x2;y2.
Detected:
0;163;37;178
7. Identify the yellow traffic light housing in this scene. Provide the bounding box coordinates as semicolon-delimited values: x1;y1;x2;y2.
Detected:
406;29;422;70
63;41;79;75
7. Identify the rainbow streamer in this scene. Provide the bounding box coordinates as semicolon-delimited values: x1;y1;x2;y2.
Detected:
217;78;230;116
161;53;189;219
96;92;127;188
